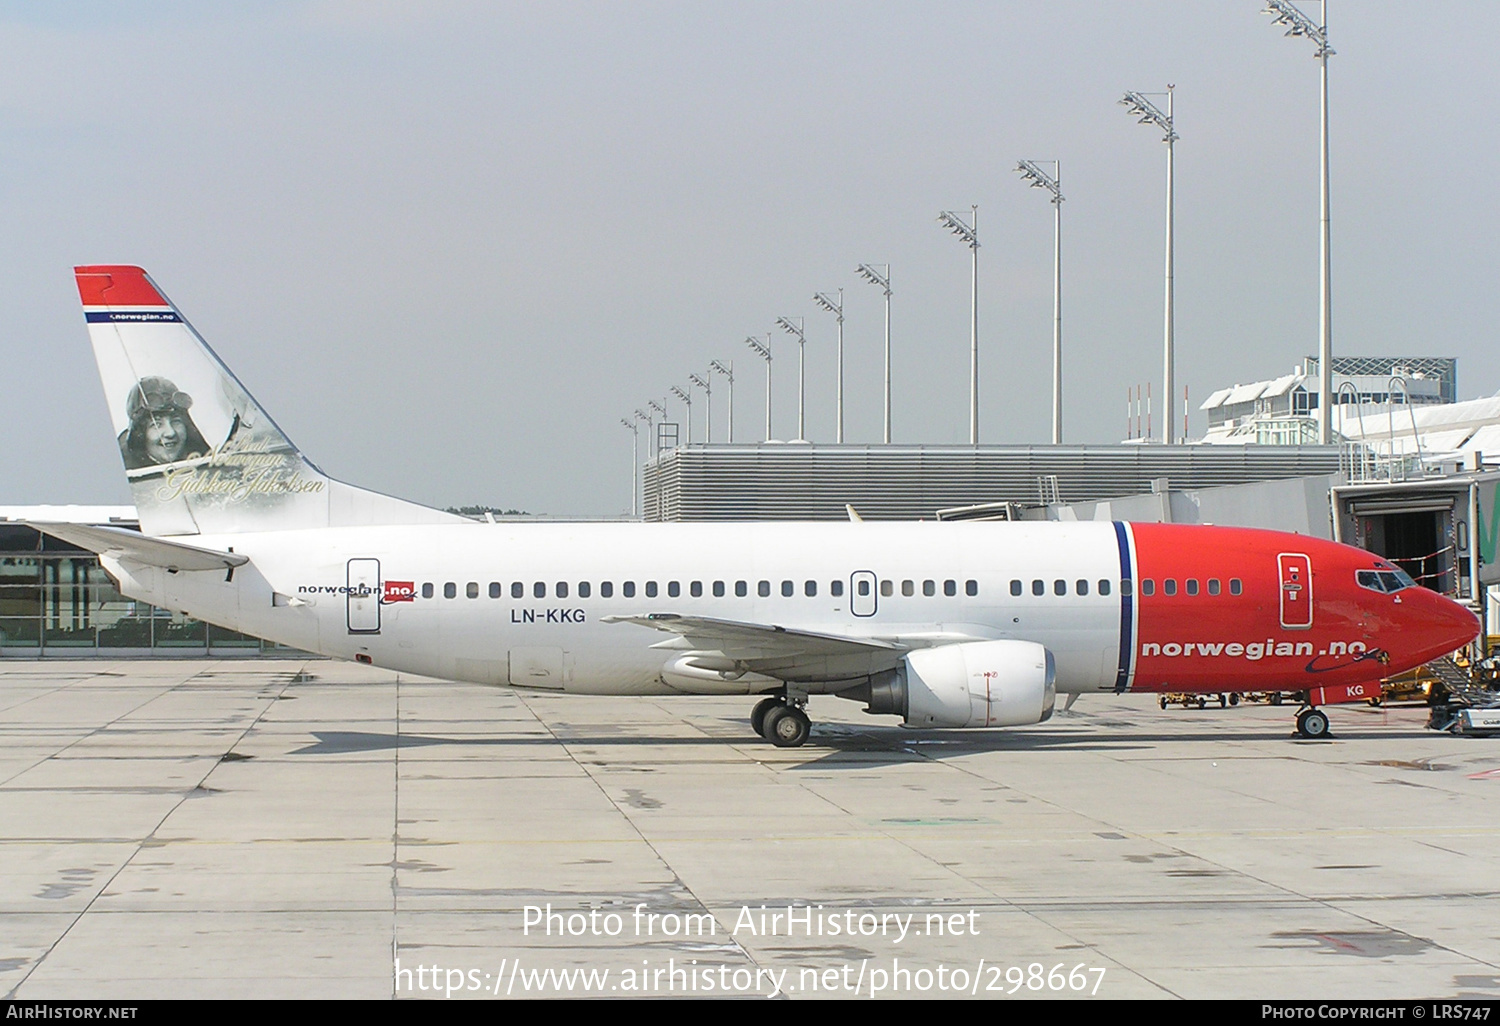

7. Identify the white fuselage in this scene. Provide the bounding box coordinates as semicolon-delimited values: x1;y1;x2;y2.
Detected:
105;520;1128;696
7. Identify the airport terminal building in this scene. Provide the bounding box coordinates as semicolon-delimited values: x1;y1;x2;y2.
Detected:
0;509;300;657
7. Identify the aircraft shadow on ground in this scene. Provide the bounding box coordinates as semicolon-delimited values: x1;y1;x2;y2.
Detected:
282;722;1402;763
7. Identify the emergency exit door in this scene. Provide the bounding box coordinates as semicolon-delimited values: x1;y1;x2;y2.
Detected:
1278;553;1313;630
347;558;381;634
850;570;878;617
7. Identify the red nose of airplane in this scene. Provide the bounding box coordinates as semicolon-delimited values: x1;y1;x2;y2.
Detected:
1400;587;1481;665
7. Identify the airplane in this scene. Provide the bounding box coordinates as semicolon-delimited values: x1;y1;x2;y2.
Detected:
23;265;1479;747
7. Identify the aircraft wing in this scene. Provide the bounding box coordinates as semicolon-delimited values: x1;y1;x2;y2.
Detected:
601;612;906;683
23;522;249;573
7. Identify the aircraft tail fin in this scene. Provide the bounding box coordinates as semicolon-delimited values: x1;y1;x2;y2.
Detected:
75;265;464;536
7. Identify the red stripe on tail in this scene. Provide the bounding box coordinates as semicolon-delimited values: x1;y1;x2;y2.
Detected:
74;265;168;307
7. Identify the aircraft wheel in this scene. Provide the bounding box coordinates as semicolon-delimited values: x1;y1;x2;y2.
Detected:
764;705;811;748
1297;708;1331;739
751;697;781;738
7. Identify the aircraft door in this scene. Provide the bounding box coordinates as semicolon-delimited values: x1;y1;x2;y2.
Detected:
850;570;878;617
347;558;381;634
1278;553;1313;630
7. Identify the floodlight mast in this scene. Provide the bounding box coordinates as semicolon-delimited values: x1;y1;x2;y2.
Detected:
619;417;639;516
647;398;668;456
776;316;809;441
670;385;693;445
812;289;845;443
1120;87;1177;443
1016;160;1064;444
1263;0;1334;444
744;336;772;441
856;263;892;443
937;207;980;443
688;372;711;444
709;360;734;443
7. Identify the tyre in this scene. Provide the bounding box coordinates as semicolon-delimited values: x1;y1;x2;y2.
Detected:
1229;693;1240;706
764;705;811;748
1159;696;1168;710
751;697;781;738
1297;708;1330;739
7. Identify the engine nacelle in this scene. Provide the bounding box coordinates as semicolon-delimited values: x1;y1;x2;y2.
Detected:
840;640;1056;728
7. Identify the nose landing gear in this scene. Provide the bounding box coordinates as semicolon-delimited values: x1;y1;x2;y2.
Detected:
1295;707;1331;739
750;695;812;748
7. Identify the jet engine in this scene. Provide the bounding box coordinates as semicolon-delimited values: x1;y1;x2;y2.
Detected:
838;640;1055;728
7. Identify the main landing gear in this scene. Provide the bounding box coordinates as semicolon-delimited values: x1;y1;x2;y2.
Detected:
1295;706;1331;740
751;695;812;748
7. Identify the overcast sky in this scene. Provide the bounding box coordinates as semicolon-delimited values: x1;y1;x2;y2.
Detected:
3;1;1498;516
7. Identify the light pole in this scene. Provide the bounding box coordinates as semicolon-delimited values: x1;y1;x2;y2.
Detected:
688;372;711;444
670;385;693;445
647;398;667;455
619;418;638;516
744;336;772;441
856;263;892;443
938;207;980;444
1263;0;1334;444
1120;88;1177;444
812;289;844;443
1016;160;1064;444
709;359;734;443
776;316;808;441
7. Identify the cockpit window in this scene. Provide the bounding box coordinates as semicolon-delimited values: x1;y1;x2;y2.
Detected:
1357;568;1416;593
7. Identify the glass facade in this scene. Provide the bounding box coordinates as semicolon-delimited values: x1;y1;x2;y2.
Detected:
0;524;302;656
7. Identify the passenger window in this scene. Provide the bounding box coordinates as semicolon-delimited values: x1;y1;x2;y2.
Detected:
1054;579;1066;596
578;582;591;599
600;581;613;598
1207;579;1220;596
758;580;771;598
556;581;569;599
488;582;501;599
1011;579;1023;596
923;580;935;597
781;580;794;597
1032;579;1045;596
690;581;702;598
965;580;978;596
667;581;680;598
880;580;894;597
422;583;434;599
857;580;870;597
945;580;957;597
1141;579;1154;596
901;580;914;597
1098;579;1111;596
712;581;725;597
1163;579;1177;596
534;582;546;599
1185;579;1198;596
1229;578;1243;595
1076;579;1089;596
511;582;523;599
444;582;457;599
735;580;748;597
805;580;817;597
830;580;844;597
466;582;478;599
623;581;636;598
645;581;658;598
1119;579;1131;596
